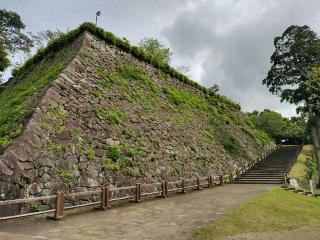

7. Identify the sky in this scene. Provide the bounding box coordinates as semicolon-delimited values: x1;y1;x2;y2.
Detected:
2;0;320;117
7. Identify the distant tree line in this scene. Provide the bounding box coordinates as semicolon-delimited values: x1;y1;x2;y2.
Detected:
248;109;309;145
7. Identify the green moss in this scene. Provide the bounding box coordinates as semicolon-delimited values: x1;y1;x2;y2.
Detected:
196;156;209;167
163;86;208;110
126;167;140;177
0;47;75;152
93;106;124;124
84;146;96;161
125;147;135;157
241;127;272;144
106;146;121;162
102;159;121;171
96;66;119;87
223;138;237;152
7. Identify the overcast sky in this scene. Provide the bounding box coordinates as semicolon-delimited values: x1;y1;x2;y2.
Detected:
2;0;320;117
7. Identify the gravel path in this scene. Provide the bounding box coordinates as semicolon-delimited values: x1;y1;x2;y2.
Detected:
0;184;276;240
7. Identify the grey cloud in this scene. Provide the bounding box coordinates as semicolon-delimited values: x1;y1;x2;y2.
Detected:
162;0;320;117
1;0;320;117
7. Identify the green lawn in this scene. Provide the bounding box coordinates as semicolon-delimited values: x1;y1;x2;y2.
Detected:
289;144;319;191
189;189;320;240
289;145;312;180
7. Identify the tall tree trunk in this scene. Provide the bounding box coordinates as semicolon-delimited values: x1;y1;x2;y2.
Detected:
311;114;320;187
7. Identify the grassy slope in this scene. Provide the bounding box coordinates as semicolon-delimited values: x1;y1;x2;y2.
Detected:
190;189;320;240
0;47;76;152
289;144;319;190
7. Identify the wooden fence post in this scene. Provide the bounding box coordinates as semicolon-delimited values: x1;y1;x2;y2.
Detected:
220;175;224;186
208;175;213;188
135;183;141;203
181;179;186;194
54;191;64;220
160;181;167;198
230;173;234;183
196;177;201;190
100;187;106;210
105;187;110;209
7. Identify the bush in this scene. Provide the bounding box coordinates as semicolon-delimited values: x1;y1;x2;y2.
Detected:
107;146;121;162
84;146;96;161
223;138;237;152
102;159;120;171
30;203;40;212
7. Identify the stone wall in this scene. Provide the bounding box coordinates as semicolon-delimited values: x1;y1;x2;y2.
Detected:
0;32;273;213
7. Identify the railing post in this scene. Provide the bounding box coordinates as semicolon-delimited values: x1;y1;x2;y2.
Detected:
135;183;141;203
165;181;169;197
230;173;234;183
220;175;224;185
208;175;213;188
160;181;167;198
54;191;64;220
161;181;169;198
105;187;110;209
100;187;106;210
196;177;201;190
181;179;186;194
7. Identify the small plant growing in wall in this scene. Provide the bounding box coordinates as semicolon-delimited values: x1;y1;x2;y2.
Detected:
196;156;209;167
223;138;237;152
107;146;121;162
94;106;124;125
102;159;121;171
29;203;40;212
53;167;75;187
84;146;96;161
125;147;135;158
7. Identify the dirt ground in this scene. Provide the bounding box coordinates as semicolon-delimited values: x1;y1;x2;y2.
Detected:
0;184;276;240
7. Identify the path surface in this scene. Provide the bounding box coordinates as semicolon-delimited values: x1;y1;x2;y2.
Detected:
0;184;276;240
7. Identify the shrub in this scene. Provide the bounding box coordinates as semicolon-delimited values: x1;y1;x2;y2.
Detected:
102;159;120;171
126;167;140;177
107;146;121;162
84;146;96;161
223;138;237;152
196;156;209;166
125;147;135;157
30;203;40;212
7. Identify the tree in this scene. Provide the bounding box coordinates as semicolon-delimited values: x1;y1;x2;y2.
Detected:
248;109;309;144
138;37;172;64
263;25;320;186
0;9;33;77
31;29;64;49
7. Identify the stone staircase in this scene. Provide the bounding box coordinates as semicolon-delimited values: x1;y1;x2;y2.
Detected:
235;145;300;184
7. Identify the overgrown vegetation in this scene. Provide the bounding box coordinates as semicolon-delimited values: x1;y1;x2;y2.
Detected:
106;146;121;162
0;48;76;152
190;189;320;240
94;107;124;125
84;146;96;161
